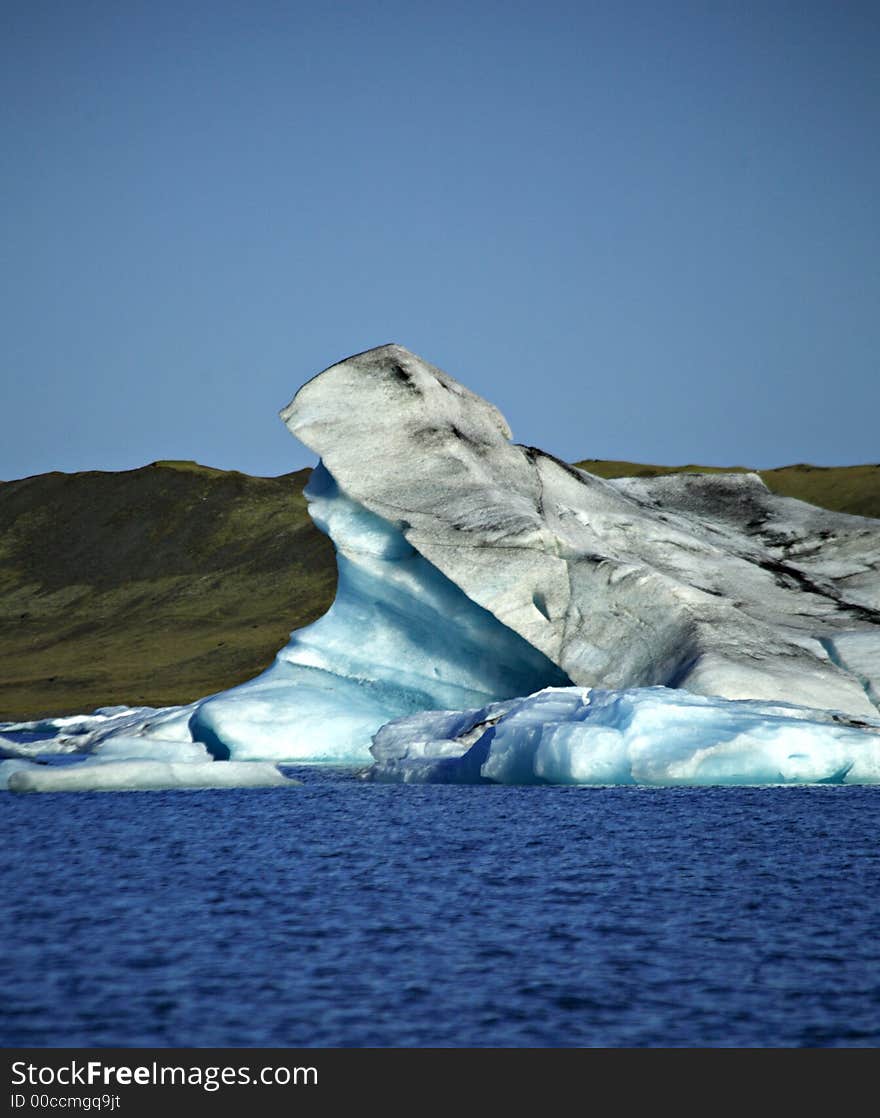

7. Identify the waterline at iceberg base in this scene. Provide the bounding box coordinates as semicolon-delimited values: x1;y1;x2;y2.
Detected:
368;687;880;786
2;344;879;790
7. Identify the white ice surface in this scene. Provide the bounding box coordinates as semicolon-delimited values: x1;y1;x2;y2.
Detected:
7;760;300;794
284;346;880;718
822;631;880;709
367;686;880;786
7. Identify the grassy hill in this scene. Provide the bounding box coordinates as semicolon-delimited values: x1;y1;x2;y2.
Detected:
2;458;877;720
0;462;334;720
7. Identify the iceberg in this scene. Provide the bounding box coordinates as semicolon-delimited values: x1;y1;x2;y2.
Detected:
366;686;880;786
2;344;878;782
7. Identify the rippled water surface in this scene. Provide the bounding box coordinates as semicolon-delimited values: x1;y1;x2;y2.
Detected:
3;774;880;1047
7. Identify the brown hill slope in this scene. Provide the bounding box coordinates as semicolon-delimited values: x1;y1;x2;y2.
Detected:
0;461;334;719
2;458;877;720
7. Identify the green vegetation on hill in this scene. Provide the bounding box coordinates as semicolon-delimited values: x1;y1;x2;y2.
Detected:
0;461;334;720
1;458;877;721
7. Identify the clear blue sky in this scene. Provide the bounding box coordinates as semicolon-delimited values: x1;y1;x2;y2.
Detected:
2;1;878;480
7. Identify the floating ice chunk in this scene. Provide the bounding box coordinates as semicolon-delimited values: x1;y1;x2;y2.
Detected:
0;705;196;757
2;706;163;740
367;686;880;786
7;760;300;794
0;759;40;790
370;700;515;761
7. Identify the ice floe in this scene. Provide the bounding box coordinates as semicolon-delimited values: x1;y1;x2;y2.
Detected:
367;686;880;786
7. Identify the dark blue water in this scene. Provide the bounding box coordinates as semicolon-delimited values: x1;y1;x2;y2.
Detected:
3;773;879;1047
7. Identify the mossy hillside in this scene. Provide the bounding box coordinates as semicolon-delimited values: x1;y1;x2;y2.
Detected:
0;461;335;719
